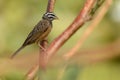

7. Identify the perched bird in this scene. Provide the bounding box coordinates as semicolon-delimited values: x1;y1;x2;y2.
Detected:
11;12;58;58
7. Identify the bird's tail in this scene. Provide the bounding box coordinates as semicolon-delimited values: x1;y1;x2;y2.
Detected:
10;46;25;59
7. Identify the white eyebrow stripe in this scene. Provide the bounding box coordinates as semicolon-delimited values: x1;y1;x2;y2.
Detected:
45;12;54;16
48;15;54;17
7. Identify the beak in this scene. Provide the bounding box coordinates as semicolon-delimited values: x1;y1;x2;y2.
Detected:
54;16;59;20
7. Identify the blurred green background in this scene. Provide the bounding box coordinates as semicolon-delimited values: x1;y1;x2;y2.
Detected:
0;0;120;80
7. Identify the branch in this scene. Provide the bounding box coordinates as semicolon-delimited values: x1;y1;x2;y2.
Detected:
57;0;112;79
26;64;39;80
39;40;48;70
46;0;96;62
64;0;113;60
38;0;57;72
47;0;56;12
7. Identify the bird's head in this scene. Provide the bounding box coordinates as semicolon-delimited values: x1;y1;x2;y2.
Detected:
42;12;58;21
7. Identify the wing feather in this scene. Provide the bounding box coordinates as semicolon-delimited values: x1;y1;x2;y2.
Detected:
22;20;51;46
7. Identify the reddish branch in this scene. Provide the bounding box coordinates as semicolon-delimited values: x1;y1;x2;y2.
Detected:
39;0;56;71
56;0;112;79
64;0;113;60
39;40;48;70
26;64;39;80
46;0;96;62
39;0;57;70
47;0;56;12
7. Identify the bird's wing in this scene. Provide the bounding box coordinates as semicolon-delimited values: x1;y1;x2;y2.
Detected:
22;20;51;46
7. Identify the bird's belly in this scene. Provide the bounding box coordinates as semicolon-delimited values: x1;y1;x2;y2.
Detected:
37;27;51;42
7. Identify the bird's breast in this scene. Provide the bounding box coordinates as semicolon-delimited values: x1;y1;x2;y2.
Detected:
37;26;52;42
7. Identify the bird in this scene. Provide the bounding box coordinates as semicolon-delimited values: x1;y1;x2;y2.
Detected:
11;12;58;58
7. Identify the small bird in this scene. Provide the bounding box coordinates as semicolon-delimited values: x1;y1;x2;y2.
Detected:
11;12;58;58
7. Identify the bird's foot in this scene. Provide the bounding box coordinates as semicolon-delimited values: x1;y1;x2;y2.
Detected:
38;44;47;52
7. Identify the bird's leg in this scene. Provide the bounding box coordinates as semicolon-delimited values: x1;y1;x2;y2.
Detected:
38;43;46;52
37;39;48;52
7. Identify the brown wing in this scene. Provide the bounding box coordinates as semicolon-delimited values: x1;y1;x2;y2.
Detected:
22;19;51;46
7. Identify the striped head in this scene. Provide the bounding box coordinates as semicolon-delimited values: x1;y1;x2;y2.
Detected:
42;12;58;21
